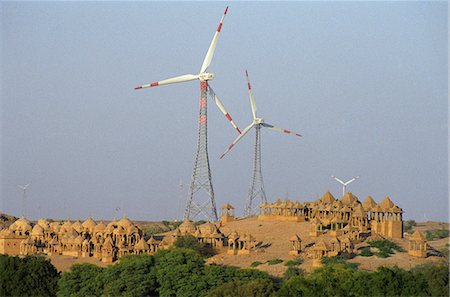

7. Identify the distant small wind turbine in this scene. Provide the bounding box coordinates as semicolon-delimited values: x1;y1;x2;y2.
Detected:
17;183;30;217
331;176;359;197
114;207;121;220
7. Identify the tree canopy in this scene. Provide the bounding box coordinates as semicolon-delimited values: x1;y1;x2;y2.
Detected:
0;255;59;297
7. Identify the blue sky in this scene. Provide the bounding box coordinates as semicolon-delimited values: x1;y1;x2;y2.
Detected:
1;2;448;221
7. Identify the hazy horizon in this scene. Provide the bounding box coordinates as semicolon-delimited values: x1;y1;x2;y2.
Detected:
1;2;448;222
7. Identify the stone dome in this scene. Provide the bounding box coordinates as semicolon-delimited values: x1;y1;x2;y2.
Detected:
198;222;217;235
107;220;117;229
60;221;73;233
13;217;32;232
178;220;197;234
31;224;44;236
37;219;50;230
117;216;133;228
71;220;83;233
82;218;96;230
94;222;106;232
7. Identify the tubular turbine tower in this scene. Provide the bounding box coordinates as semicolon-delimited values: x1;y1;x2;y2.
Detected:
221;70;302;216
135;7;240;221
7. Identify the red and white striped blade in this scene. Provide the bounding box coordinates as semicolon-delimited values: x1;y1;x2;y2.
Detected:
200;6;228;73
207;85;241;135
245;70;257;120
134;74;198;90
220;122;254;159
261;123;302;137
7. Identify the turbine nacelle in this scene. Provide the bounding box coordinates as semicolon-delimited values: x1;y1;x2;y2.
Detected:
254;118;264;124
199;72;215;81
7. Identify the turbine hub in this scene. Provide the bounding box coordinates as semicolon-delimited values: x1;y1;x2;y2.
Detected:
255;118;264;124
199;72;215;81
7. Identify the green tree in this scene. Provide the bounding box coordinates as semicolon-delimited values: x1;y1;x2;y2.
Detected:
57;263;104;297
283;267;304;281
174;235;202;251
0;255;59;297
277;276;312;297
411;264;449;297
207;279;276;297
154;248;206;297
102;254;158;297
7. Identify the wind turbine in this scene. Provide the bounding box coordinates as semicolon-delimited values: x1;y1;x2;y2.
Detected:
221;70;302;216
331;175;360;197
17;183;30;218
134;7;240;221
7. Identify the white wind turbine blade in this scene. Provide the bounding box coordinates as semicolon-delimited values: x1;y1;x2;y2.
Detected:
261;123;302;137
200;6;228;73
207;85;241;134
220;122;255;159
134;74;198;90
331;176;345;185
245;70;257;120
344;176;360;186
17;184;30;190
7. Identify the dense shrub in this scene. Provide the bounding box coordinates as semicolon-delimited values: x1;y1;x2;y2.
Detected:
173;235;215;257
174;235;202;250
359;247;374;257
251;261;263;267
143;225;167;235
5;247;447;297
154;248;205;296
425;229;450;241
404;220;417;233
368;239;405;257
102;254;158;296
278;263;449;297
284;257;303;266
283;267;304;281
207;279;276;297
0;255;59;297
57;263;104;297
321;256;359;270
267;258;283;265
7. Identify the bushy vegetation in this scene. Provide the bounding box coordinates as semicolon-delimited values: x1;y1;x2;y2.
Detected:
267;258;283;265
55;248;274;297
173;235;215;257
320;256;359;270
283;267;304;281
251;261;263;267
143;225;167;235
359;247;374;257
404;220;417;233
143;220;184;236
278;261;449;297
1;245;449;297
367;239;405;258
0;255;59;297
425;229;450;241
207;279;276;297
173;235;202;250
284;257;303;267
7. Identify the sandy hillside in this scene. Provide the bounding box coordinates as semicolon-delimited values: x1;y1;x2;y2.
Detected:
206;217;449;277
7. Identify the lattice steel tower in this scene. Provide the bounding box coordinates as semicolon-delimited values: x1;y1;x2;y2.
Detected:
245;124;267;216
184;82;217;220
